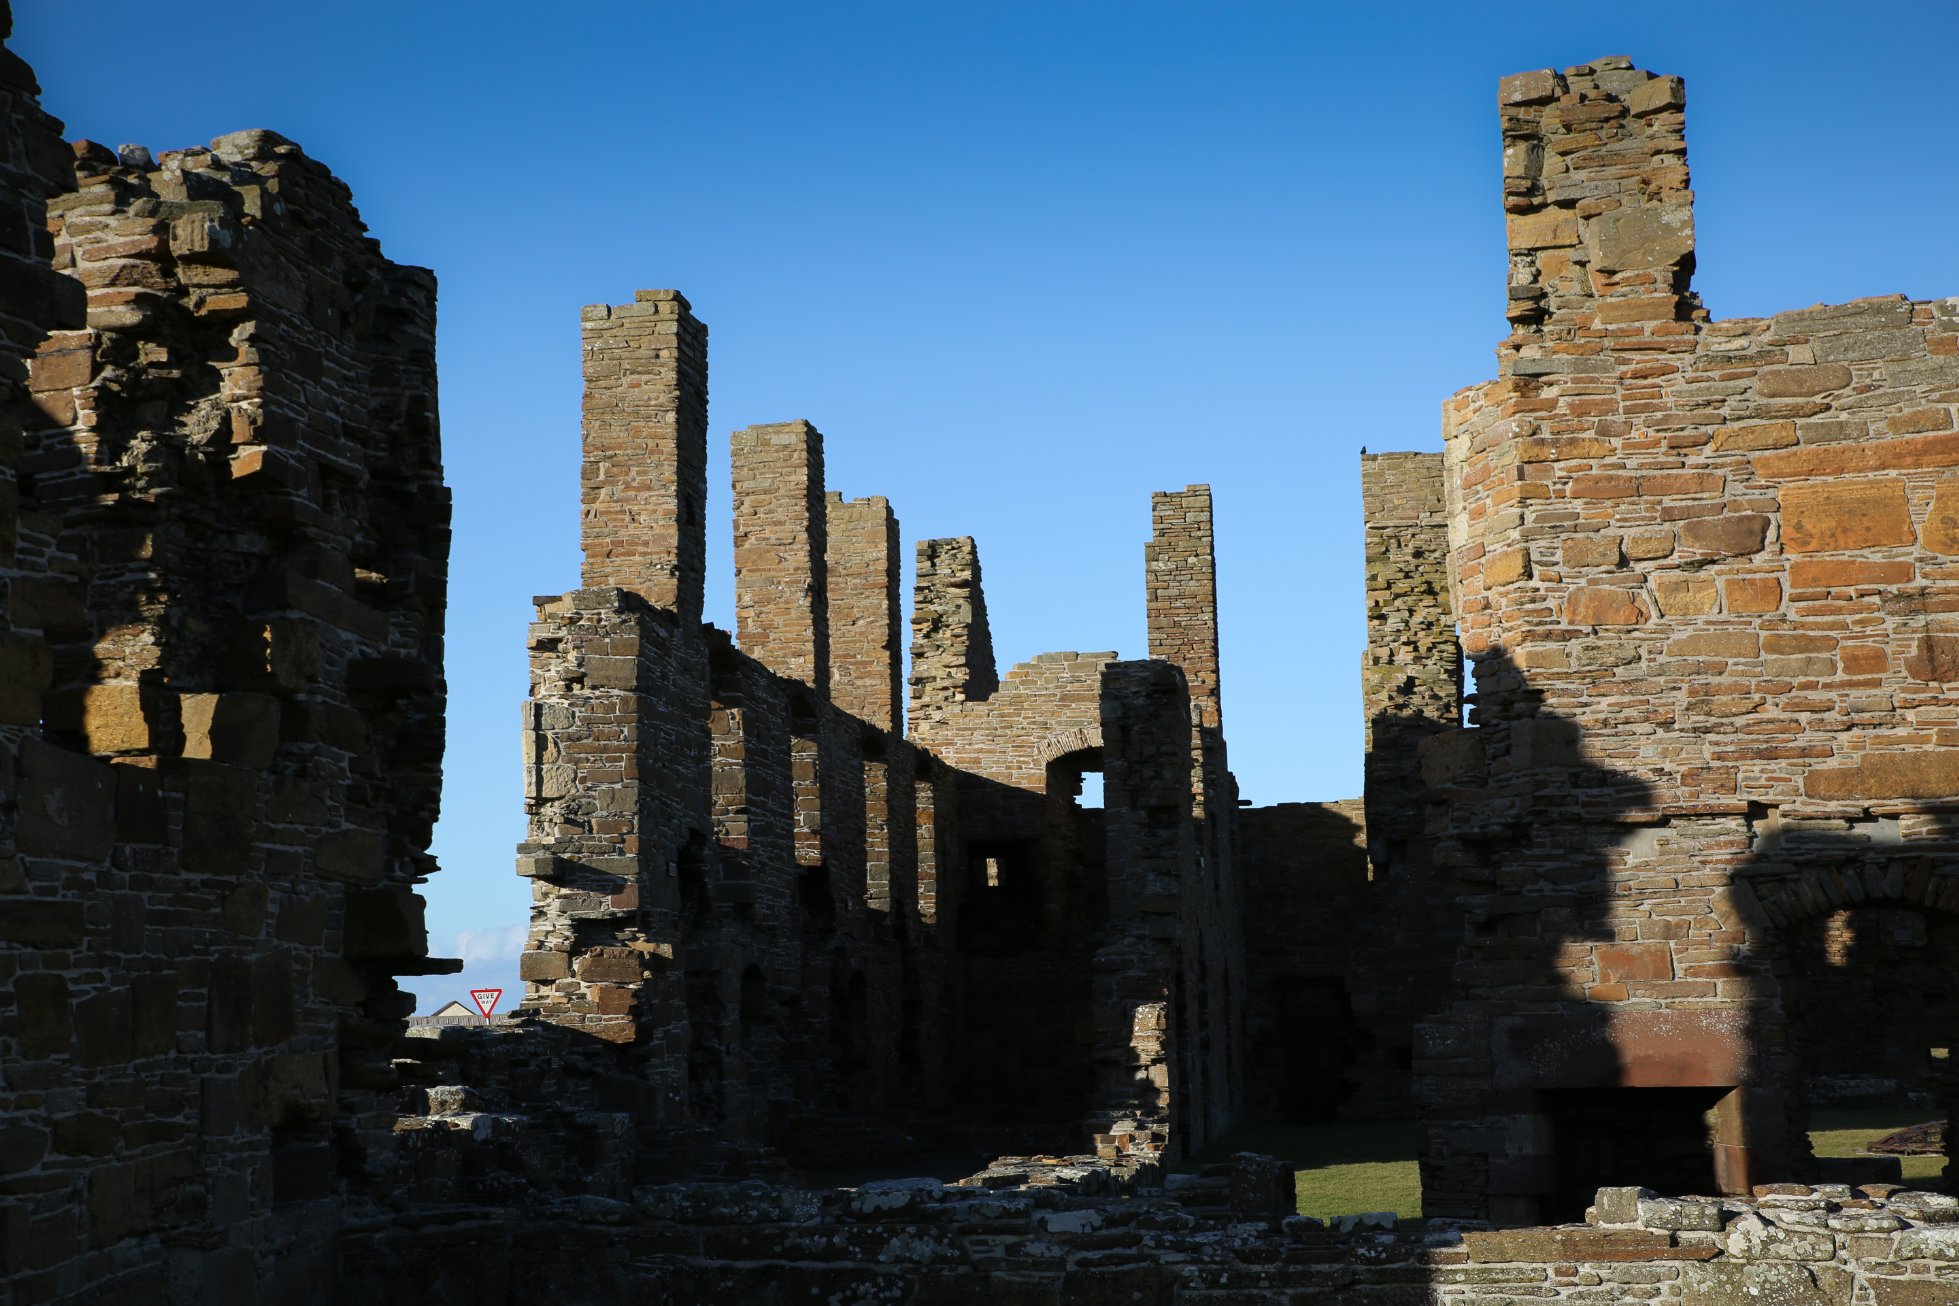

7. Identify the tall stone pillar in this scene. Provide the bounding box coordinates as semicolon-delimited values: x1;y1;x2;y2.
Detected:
731;420;828;692
1091;659;1195;1160
1145;484;1222;730
825;492;901;732
579;289;708;625
907;536;997;728
1360;451;1460;853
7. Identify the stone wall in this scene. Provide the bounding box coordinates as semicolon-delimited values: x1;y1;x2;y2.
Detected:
1417;56;1959;1223
13;23;1959;1301
336;1174;1959;1305
0;10;452;1297
908;497;1247;1161
499;287;1259;1179
512;298;961;1176
1361;451;1461;854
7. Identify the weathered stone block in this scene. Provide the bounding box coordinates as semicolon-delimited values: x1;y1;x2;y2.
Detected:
15;737;116;862
1589;203;1694;273
207;958;256;1054
344;886;429;959
78;682;150;754
1806;752;1959;801
1418;729;1485;785
1628;74;1685;115
1755;364;1852;398
1922;478;1959;554
0;631;51;725
574;950;644;983
1788;559;1913;589
1561;535;1623;569
519;949;568;980
1868;1280;1959;1305
115;763;167;844
1638;1194;1724;1231
180;691;280;768
264;1052;334;1123
74;988;134;1068
1463;1226;1693;1263
1626;528;1676;560
178;762;254;874
1681;1262;1832;1305
1500;69;1561;105
1669;632;1758;659
1484;546;1531;587
0;1125;50;1178
0;900;87;947
1511;717;1582;770
1593;1185;1645;1224
130;973;178;1058
1565;586;1649;626
15;972;72;1058
1653;574;1720;616
1757;431;1959;479
1724;575;1783;613
1905;635;1959;682
1509;209;1580;250
28;333;93;391
1597;943;1672;982
1679;514;1769;555
1779;479;1914;552
316;828;384;884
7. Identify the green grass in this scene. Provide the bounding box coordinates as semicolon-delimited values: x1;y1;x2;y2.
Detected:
1189;1111;1949;1220
1184;1121;1424;1222
1809;1108;1947;1188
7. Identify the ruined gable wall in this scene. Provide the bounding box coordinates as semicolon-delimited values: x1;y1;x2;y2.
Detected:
1420;56;1959;1222
1;32;449;1298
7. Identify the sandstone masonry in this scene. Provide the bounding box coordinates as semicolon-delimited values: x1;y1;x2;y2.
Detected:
5;21;1959;1305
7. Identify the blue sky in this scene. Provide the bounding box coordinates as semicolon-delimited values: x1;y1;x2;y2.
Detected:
17;2;1958;1011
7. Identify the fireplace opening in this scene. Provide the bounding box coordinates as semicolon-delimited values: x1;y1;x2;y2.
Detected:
1542;1085;1731;1222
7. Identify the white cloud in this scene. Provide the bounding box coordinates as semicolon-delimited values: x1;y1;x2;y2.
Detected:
453;923;528;965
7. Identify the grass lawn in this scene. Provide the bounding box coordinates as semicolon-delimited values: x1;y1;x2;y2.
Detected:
1182;1120;1423;1223
1809;1107;1947;1188
1189;1111;1949;1221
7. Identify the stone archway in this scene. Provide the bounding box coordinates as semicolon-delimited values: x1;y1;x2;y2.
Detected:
1741;860;1959;1187
1036;724;1102;768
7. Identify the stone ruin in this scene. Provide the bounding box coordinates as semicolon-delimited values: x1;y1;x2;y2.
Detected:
5;10;1959;1299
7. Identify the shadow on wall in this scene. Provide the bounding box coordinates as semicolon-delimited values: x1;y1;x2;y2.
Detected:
1417;647;1959;1227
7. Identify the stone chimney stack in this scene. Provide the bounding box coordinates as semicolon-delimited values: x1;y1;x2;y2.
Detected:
1145;484;1223;732
578;289;708;625
1498;57;1704;370
731;419;830;692
825;492;902;731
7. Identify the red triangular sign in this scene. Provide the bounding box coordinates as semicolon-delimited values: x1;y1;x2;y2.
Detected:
469;988;503;1018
